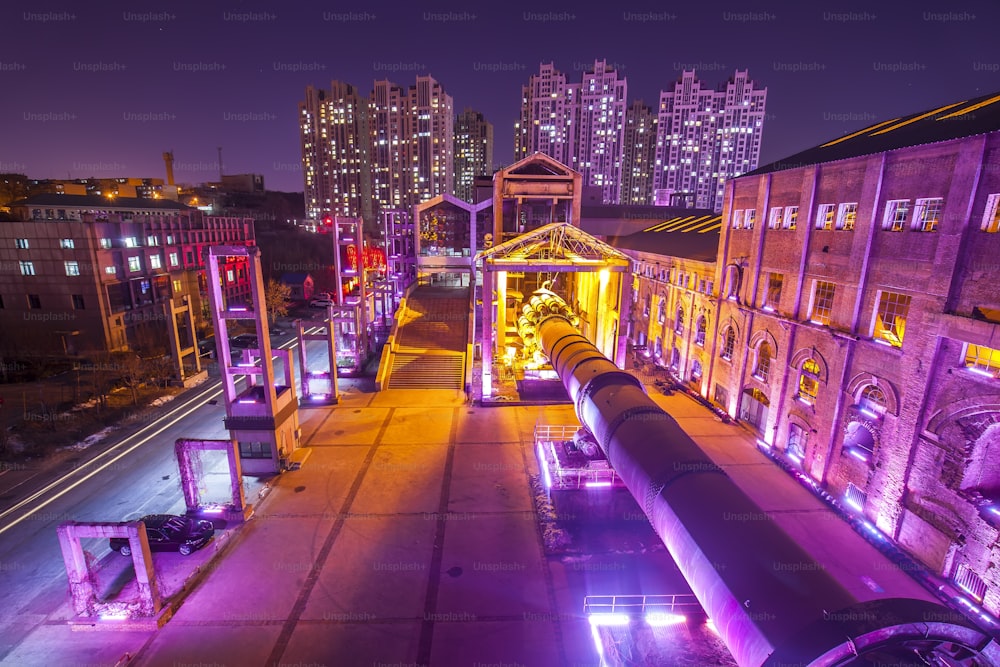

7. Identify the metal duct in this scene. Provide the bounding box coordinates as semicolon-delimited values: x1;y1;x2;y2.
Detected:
526;290;998;667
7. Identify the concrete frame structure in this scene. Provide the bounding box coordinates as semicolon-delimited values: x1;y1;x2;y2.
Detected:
296;318;338;404
492;153;583;246
174;438;251;521
57;521;160;619
331;217;370;374
205;245;299;475
381;208;416;306
164;297;206;387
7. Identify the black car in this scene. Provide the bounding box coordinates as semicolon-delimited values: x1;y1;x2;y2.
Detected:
229;333;259;349
111;514;215;556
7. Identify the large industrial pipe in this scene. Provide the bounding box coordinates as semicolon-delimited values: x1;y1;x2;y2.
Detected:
527;290;998;667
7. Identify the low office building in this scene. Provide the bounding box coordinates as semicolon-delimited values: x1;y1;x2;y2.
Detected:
0;194;255;356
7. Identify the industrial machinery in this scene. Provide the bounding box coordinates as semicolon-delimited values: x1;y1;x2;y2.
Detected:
521;288;999;667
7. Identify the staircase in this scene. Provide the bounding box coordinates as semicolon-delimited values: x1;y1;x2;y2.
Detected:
386;286;469;390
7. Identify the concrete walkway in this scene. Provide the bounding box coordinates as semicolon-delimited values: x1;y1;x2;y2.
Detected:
0;382;965;667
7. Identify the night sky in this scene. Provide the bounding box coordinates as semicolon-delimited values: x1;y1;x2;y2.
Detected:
2;1;997;193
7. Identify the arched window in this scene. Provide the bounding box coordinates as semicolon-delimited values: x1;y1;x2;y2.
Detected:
691;358;703;381
721;327;736;361
798;358;821;404
675;306;685;335
654;336;662;358
669;348;679;371
643;293;651;318
859;385;887;417
657;297;667;324
695;316;707;346
753;342;772;382
787;423;808;463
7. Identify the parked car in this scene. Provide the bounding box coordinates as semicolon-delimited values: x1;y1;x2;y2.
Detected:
197;335;216;358
111;514;215;556
309;297;334;308
229;333;259;348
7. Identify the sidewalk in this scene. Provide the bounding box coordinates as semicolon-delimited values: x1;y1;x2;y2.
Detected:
0;379;978;667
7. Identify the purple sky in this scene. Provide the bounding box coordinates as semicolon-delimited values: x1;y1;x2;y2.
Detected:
2;1;997;193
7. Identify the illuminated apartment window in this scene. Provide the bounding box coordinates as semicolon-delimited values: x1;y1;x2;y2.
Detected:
675;306;685;335
173;279;182;293
768;207;783;229
783;206;798;230
981;194;1000;233
169;252;179;267
815;204;835;230
882;199;910;231
809;281;835;325
763;273;783;311
912;197;942;232
752;341;771;382
71;294;85;310
19;261;35;276
147;235;158;246
99;238;112;249
149;254;162;270
953;563;987;602
836;203;857;231
797;358;821;404
64;261;80;276
721;327;736;361
964;343;1000;378
105;266;116;275
124;237;139;248
227;269;235;282
745;209;756;230
695;317;706;346
128;256;141;272
872;291;911;347
15;238;28;249
787;423;807;462
60;238;75;249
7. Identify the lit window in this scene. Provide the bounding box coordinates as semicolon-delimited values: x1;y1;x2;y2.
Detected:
872;291;911;347
15;238;28;249
798;358;821;404
695;317;706;346
964;343;1000;377
783;206;798;230
64;261;80;276
882;199;910;231
912;197;942;232
150;254;162;270
787;423;807;461
657;297;666;324
859;385;887;416
753;342;771;382
105;266;116;275
124;237;139;248
60;238;75;249
768;207;783;229
836;203;857;231
732;209;744;229
981;193;1000;233
169;252;178;267
763;273;783;312
128;256;141;272
675;307;685;335
691;359;702;381
99;238;112;249
721;327;736;361
173;279;182;293
815;204;835;230
227;269;235;282
19;261;35;276
809;281;836;325
745;209;756;230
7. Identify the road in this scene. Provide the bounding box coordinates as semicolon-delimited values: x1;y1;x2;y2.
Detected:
0;328;363;661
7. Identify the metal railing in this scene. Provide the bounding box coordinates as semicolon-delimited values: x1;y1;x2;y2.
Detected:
584;593;702;616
